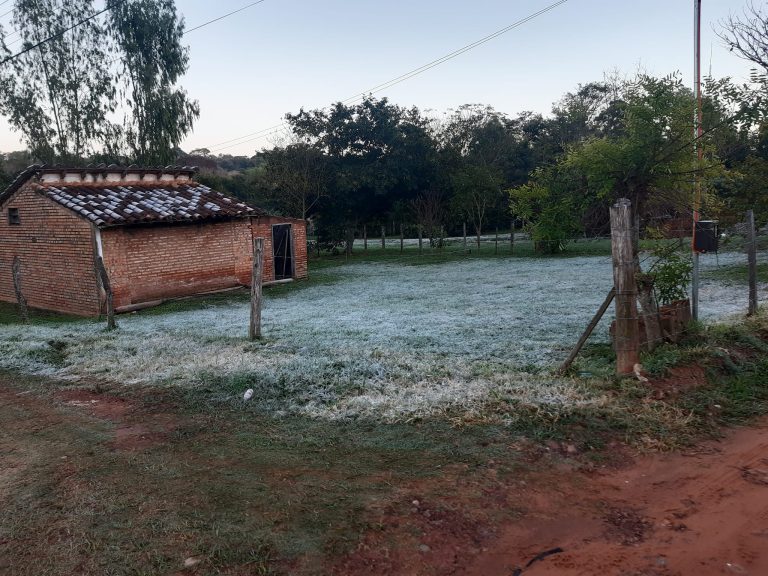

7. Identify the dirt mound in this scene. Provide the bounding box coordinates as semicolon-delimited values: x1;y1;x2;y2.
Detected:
649;364;708;400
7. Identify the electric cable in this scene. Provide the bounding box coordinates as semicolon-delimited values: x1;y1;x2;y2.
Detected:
201;0;570;153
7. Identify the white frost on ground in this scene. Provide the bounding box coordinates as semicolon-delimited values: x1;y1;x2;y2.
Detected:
0;251;765;421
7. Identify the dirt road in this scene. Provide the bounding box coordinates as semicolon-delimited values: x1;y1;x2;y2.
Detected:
337;421;768;576
464;421;768;575
2;377;767;576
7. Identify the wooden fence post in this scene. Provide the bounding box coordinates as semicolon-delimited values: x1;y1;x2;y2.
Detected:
463;222;467;252
363;225;368;251
95;257;116;330
495;228;499;254
381;225;386;250
249;237;264;340
400;223;404;252
610;199;640;375
11;256;28;324
747;209;758;316
510;220;515;254
418;225;423;255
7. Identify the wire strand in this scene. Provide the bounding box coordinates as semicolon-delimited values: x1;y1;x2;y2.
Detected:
0;0;125;66
199;0;570;153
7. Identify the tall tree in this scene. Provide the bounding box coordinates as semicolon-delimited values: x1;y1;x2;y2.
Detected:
108;0;199;164
286;97;437;246
0;0;198;165
261;143;328;219
718;1;768;73
0;0;116;162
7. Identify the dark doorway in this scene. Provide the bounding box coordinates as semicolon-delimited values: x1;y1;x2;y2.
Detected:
272;224;294;280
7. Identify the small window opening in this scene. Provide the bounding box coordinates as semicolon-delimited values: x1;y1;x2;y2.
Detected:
8;208;20;225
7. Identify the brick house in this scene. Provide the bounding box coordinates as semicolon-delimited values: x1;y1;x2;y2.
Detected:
0;165;307;316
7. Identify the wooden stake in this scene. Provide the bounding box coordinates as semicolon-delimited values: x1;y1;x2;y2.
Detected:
558;288;615;374
495;228;499;254
418;224;423;255
11;256;28;324
510;219;515;254
381;225;386;250
363;225;368;251
463;222;467;252
747;209;758;316
400;223;404;252
95;257;116;330
610;199;640;375
249;237;264;340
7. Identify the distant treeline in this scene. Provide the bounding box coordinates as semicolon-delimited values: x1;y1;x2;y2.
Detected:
2;73;766;254
179;72;766;252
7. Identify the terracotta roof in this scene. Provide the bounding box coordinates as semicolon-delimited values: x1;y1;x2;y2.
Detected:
37;183;263;227
0;165;270;227
0;164;43;206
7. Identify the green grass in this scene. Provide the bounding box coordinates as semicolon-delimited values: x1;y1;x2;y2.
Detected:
310;237;612;267
0;372;523;576
706;261;768;285
0;301;90;327
2;311;768;574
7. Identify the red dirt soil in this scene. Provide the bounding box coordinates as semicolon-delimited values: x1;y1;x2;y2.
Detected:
337;421;768;576
56;388;177;451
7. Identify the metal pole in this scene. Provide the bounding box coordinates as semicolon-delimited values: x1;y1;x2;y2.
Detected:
691;0;703;321
747;210;758;316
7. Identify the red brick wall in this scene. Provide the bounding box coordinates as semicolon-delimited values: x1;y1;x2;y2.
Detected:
0;185;309;315
250;216;308;282
101;219;254;309
0;185;100;316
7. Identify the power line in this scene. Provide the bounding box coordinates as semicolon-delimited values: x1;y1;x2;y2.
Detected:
202;0;570;154
2;0;268;67
105;0;269;68
184;0;266;34
207;122;286;150
208;124;290;153
0;0;125;66
341;0;569;104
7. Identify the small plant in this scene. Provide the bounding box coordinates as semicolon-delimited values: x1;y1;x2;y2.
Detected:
646;232;693;305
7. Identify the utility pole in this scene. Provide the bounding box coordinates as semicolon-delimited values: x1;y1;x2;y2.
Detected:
691;0;703;320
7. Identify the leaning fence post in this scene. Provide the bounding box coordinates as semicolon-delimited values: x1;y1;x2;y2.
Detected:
558;288;616;374
11;256;29;324
249;237;264;340
610;198;640;375
747;209;758;316
95;257;116;330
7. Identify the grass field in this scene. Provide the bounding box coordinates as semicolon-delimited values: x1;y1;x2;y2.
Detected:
0;247;765;423
2;246;768;575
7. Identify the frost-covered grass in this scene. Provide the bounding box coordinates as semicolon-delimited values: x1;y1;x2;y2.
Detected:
1;251;765;422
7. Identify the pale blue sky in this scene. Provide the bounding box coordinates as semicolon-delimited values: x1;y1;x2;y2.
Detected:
0;0;758;156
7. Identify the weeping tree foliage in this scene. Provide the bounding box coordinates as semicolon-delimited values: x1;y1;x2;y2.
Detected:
107;0;199;164
0;0;116;162
0;0;198;164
